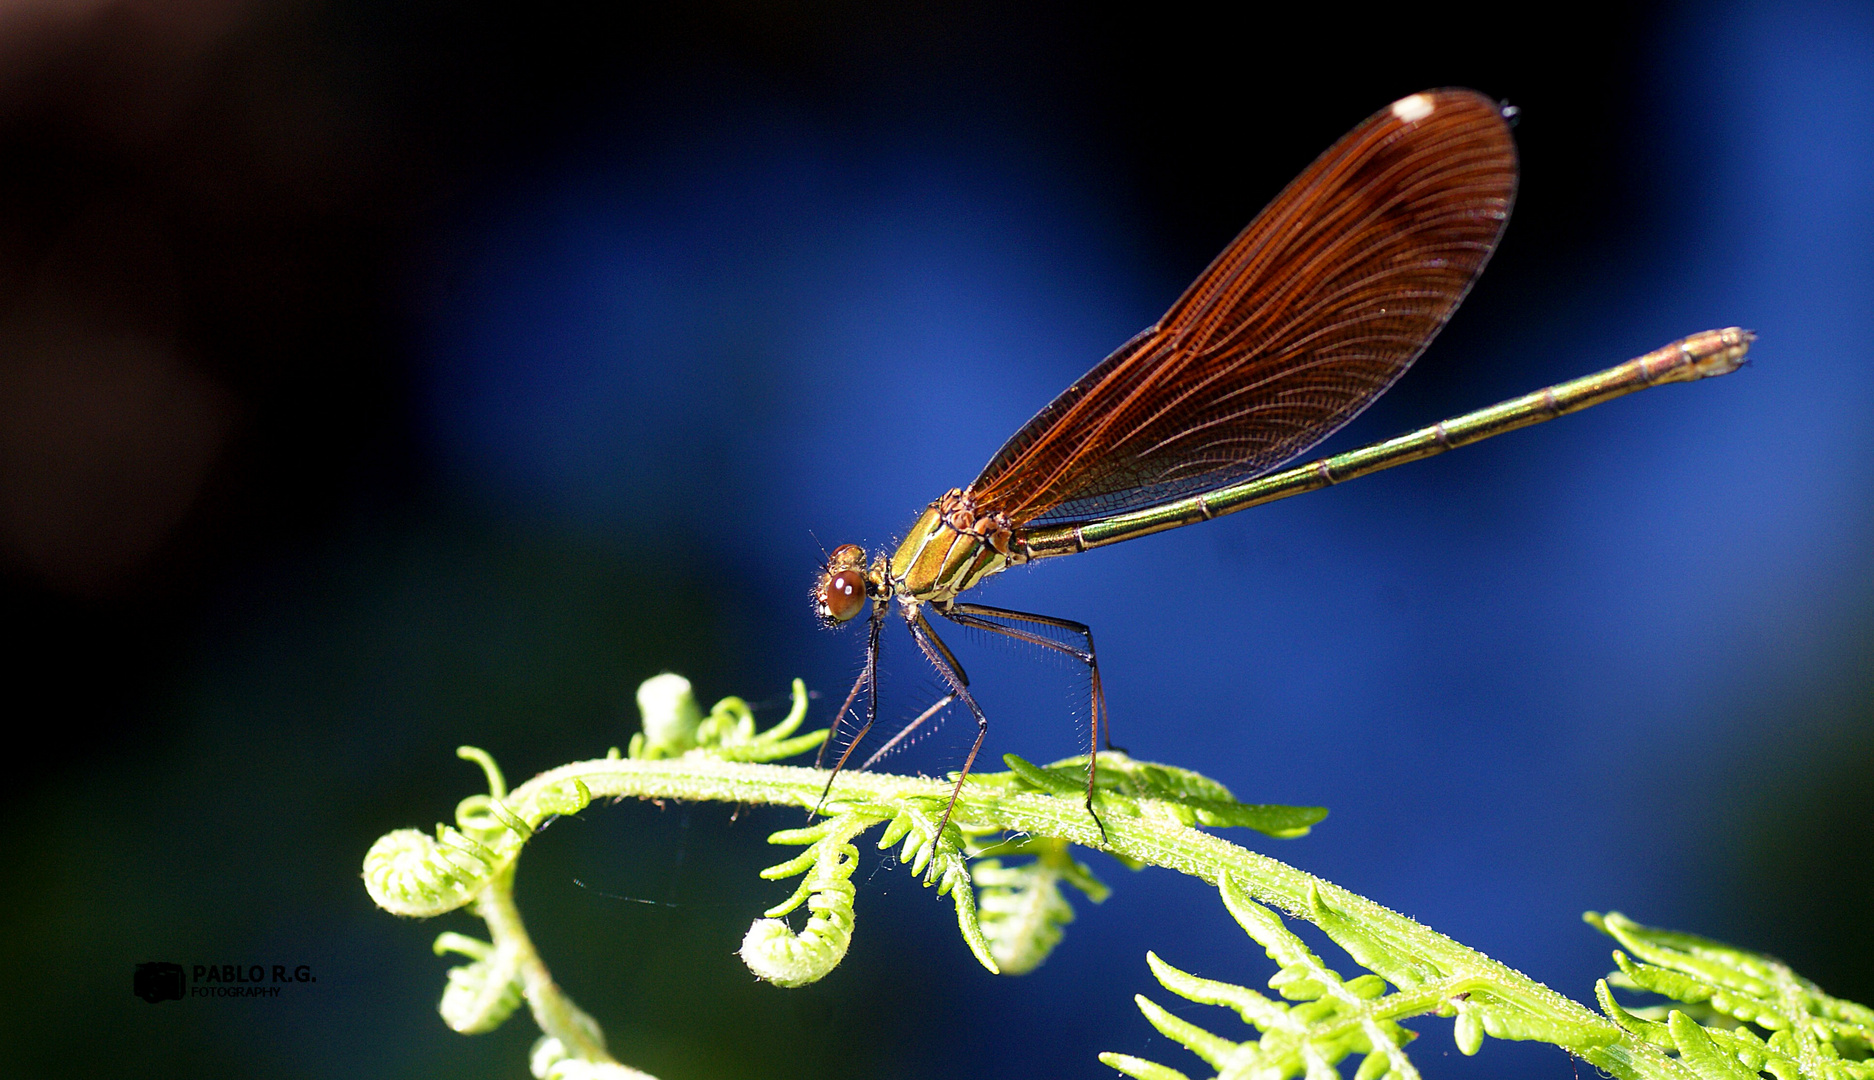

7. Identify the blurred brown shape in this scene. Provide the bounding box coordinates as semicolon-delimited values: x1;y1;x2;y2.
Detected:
0;0;268;598
0;314;235;596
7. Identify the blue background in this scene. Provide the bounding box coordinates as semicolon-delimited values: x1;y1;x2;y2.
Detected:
3;2;1869;1077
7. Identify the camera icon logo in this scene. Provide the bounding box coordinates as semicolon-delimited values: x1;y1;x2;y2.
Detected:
134;962;186;1003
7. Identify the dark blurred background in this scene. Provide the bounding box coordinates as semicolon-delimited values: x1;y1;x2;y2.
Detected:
2;1;1869;1076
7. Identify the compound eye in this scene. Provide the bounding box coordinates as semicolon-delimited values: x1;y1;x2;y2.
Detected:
818;569;867;624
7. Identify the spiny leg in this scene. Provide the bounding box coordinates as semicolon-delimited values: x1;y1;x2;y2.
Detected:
939;601;1110;843
941;602;1110;745
813;637;869;769
904;607;991;852
814;603;883;817
858;693;956;771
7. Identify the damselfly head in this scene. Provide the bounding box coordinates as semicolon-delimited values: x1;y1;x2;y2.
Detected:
814;544;870;625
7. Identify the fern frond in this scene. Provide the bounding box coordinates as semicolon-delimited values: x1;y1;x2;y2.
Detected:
739;811;874;987
433;931;524;1034
1114;872;1437;1080
1112;869;1644;1080
741;796;1001;982
629;675;826;763
1587;911;1874;1080
364;750;590;918
972;835;1108;975
878;798;997;971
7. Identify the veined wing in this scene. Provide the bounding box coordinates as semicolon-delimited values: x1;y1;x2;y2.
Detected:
968;89;1517;528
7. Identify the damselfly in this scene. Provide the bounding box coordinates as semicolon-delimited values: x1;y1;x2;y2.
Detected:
811;88;1751;841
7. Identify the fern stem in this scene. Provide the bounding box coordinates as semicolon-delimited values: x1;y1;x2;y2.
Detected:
472;865;617;1066
501;756;1615;1054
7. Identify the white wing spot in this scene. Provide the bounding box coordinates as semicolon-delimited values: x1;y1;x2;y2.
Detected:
1392;94;1435;122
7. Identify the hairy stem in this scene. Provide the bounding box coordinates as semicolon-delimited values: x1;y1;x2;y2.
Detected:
473;865;615;1065
503;755;1609;1050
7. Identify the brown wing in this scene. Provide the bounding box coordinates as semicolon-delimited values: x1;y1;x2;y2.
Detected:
969;89;1517;528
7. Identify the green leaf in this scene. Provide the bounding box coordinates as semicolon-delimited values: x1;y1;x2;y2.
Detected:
985;752;1325;836
1668;1012;1761;1080
1190;800;1328;837
1099;1052;1196;1080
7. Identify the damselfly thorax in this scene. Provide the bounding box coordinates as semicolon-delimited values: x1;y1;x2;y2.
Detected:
814;489;1024;617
